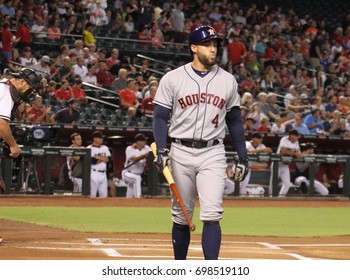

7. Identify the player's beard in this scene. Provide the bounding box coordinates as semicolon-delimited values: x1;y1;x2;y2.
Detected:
197;52;217;68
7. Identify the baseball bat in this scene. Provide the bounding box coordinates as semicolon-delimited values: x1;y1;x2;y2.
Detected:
150;142;196;231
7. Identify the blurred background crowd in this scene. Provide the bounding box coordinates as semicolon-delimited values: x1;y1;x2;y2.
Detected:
1;0;350;137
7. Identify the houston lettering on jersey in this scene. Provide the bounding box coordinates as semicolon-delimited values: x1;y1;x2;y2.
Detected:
178;93;226;110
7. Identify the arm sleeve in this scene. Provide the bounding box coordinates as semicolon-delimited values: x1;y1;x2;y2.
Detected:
153;104;171;149
225;107;248;163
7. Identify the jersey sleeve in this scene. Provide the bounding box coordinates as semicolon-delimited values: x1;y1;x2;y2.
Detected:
225;74;241;111
153;72;173;109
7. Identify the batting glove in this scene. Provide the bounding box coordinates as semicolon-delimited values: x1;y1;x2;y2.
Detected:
154;148;170;171
232;157;249;182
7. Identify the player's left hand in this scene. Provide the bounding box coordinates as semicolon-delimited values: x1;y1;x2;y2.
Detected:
232;160;249;182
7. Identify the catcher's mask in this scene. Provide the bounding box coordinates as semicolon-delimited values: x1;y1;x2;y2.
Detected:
10;68;44;103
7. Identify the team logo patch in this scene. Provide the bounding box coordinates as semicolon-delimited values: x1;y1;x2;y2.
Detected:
208;28;216;35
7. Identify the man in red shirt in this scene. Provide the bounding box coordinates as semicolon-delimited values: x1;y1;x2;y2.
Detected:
15;18;31;50
27;96;49;123
1;22;17;59
227;33;246;67
55;79;73;102
119;78;140;117
71;78;87;103
96;60;115;90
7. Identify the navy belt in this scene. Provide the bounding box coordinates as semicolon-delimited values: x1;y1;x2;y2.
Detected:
92;169;105;173
173;139;220;149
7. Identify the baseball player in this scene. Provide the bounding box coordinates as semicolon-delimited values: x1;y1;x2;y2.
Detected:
67;133;83;193
270;129;303;196
294;143;329;196
87;131;111;198
152;25;248;260
0;68;42;243
239;132;272;196
122;133;149;198
0;68;43;158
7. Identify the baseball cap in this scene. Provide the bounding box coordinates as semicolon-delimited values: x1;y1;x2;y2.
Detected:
41;55;50;64
92;131;105;138
289;129;300;137
134;133;147;142
252;132;263;139
23;46;31;52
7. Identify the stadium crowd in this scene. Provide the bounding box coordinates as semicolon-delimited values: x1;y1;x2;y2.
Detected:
1;0;350;136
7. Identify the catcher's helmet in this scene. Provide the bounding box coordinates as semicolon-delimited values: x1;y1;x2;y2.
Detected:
189;25;222;45
11;68;42;88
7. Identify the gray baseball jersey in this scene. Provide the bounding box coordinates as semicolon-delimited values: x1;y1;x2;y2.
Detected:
153;63;240;141
154;63;241;224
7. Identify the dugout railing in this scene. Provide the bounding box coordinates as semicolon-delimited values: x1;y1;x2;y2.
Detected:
147;152;350;198
0;146;91;196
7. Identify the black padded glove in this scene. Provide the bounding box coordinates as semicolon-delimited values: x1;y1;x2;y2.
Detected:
233;156;249;182
153;148;170;171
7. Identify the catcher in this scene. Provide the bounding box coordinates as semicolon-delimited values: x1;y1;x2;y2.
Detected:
0;68;43;158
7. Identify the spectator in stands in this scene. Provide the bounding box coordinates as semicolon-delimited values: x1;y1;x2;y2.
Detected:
1;22;18;59
247;102;266;130
106;48;120;74
227;33;246;68
125;0;140;29
303;109;325;134
271;116;286;134
139;0;155;27
114;68;128;93
82;47;92;65
58;56;73;82
15;18;31;50
261;40;275;69
88;0;108;26
309;32;323;69
32;55;51;77
261;92;281;122
161;21;174;43
51;98;80;124
30;16;47;39
96;60;114;89
27;96;50;123
6;48;21;73
241;73;258;95
70;40;84;57
260;66;280;92
325;95;339;118
19;46;37;67
72;56;88;79
14;102;29;122
287;113;310;135
1;0;15;18
284;85;299;108
124;14;135;32
141;84;157;115
241;91;254;112
97;48;107;62
257;116;270;133
83;63;97;85
270;129;302;197
119;78;140;117
54;79;73;102
278;66;293;90
47;18;61;40
83;22;96;47
71;78;87;104
170;1;185;42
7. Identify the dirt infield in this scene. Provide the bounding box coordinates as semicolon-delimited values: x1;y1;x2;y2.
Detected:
1;196;350;260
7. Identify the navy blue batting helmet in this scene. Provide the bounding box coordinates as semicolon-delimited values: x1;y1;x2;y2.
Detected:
189;25;222;45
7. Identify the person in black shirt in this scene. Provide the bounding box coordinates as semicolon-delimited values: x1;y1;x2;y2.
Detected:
51;98;80;124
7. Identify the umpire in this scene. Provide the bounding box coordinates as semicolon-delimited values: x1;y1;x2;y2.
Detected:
0;68;43;157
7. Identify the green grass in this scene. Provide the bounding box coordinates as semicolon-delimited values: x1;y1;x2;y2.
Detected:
0;207;350;237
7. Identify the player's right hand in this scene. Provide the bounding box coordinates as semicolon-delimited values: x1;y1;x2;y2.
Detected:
9;144;22;158
154;148;170;171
